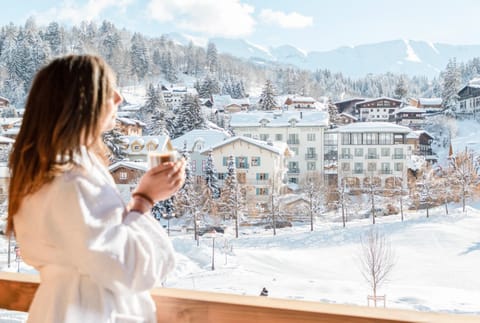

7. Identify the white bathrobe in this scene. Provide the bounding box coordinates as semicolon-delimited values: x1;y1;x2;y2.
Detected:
14;148;175;323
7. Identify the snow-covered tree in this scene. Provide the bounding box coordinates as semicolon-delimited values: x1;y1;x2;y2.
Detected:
199;74;220;99
441;58;461;112
103;129;126;162
301;173;326;231
204;150;220;199
394;76;408;99
259;80;277;111
130;32;149;80
139;83;167;135
449;148;479;212
206;41;218;73
172;94;207;138
219;155;244;238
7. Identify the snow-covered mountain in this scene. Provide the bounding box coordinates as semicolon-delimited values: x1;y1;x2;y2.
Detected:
165;34;480;78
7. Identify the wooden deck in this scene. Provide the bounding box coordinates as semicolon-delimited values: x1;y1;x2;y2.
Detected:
1;272;479;323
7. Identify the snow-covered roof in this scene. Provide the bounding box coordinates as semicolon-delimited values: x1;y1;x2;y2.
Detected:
121;135;172;154
395;106;426;114
202;135;284;155
172;129;231;151
418;98;442;105
120;104;142;111
334;122;411;133
0;96;9;102
333;97;366;105
407;130;434;139
230;111;329;128
356;96;403;106
108;161;148;172
338;112;358;120
286;96;316;103
0;136;14;144
0;118;21;126
117;117;146;127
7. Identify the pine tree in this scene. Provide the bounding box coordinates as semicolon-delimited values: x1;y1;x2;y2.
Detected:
441;58;461;112
220;155;244;237
173;94;207;138
260;80;277;110
206;42;218;73
394;76;408;99
204;150;220;199
130;32;149;80
139;83;167;135
103;129;127;162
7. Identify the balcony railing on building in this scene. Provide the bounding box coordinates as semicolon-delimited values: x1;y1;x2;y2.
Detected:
286;139;300;145
305;153;318;160
365;154;379;159
288;168;300;174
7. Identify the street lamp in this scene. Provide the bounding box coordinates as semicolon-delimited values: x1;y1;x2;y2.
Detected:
204;228;217;271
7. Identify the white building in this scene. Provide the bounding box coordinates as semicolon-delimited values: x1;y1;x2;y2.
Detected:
333;122;411;189
203;136;291;213
162;85;198;109
355;97;403;122
457;78;480;116
171;129;231;183
120;135;173;162
230;110;329;184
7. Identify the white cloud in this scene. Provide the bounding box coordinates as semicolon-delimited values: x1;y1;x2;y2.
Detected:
147;0;255;37
32;0;133;25
259;9;313;29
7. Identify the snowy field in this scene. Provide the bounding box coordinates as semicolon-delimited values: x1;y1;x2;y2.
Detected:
1;204;480;321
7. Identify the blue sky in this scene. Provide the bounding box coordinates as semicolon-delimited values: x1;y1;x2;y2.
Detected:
2;0;480;52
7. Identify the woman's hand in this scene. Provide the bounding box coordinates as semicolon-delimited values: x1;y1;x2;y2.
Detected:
133;158;186;203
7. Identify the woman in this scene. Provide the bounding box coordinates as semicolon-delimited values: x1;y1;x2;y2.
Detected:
7;55;185;322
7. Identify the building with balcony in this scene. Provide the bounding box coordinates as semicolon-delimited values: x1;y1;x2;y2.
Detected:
355;97;403;122
333;122;411;189
202;136;291;214
230;110;329;185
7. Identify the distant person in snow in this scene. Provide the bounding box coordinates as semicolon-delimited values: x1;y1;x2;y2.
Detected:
7;54;186;323
260;287;269;296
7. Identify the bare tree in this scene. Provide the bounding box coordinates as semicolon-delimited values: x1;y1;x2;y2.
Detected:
359;228;395;307
301;173;326;231
449;148;479;212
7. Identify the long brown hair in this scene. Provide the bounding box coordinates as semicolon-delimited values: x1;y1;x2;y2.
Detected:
7;55;115;235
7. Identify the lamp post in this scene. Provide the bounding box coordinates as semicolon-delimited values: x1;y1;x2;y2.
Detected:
204;228;217;271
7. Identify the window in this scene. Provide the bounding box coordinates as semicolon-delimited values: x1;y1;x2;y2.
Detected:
256;187;269;195
379;133;392;145
351;133;362;145
218;173;226;180
381;162;391;173
307;133;316;141
341;148;351;158
288;133;299;144
354;162;363;173
307;162;316;170
394;148;404;159
365;133;378;145
394;134;404;144
354;148;363;157
256;173;269;180
381;148;390;157
291;147;299;155
236;157;249;169
202;159;207;172
132;144;142;152
288;161;299;172
119;172;127;180
244;133;252;138
341;162;350;171
288;177;298;184
275;134;283;141
367;162;376;172
306;147;316;158
191;160;196;172
251;156;261;166
341;133;350;145
395;162;403;171
367;148;377;159
223;157;228;166
259;134;269;141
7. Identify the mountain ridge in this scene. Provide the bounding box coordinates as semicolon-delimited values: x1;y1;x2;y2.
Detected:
166;33;480;78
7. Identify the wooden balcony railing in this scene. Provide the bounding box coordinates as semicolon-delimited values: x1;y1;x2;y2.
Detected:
1;272;479;323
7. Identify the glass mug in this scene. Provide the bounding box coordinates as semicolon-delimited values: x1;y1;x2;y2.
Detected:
147;150;180;168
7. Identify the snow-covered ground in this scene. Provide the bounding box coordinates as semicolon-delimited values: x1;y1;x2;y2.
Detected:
1;204;480;321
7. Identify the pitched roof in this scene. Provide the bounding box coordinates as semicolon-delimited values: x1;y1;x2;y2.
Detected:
334;122;411;133
108;161;148;172
230;110;329;127
171;129;231;151
202;136;284;155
